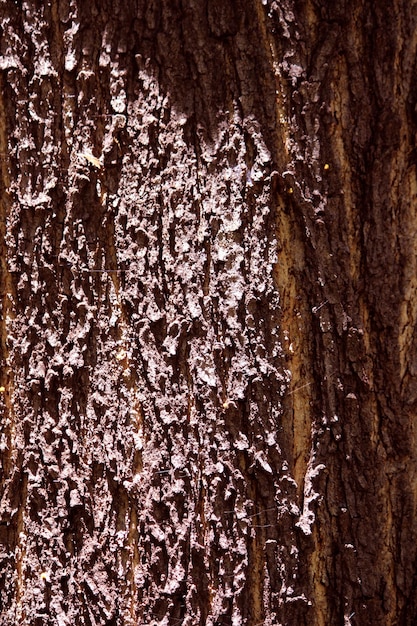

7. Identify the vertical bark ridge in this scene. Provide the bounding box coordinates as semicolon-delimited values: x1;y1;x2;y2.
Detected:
265;0;417;624
0;73;15;477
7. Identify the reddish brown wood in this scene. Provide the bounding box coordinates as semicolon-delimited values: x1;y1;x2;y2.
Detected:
1;1;417;624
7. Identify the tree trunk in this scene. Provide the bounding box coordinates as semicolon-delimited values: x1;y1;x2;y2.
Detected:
0;1;416;624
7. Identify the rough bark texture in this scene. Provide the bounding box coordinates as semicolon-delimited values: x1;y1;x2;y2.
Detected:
0;0;416;625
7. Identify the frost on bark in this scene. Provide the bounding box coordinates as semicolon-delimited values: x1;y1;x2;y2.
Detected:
1;1;417;625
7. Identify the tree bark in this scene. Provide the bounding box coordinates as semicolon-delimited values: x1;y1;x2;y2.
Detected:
0;1;416;624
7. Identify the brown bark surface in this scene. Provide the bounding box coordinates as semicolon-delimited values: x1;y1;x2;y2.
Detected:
0;1;417;625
